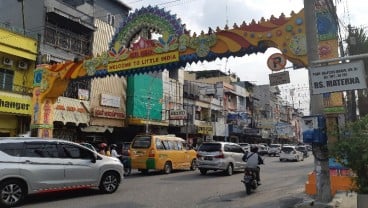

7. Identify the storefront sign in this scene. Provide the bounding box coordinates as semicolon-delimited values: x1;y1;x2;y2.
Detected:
108;51;179;72
100;94;121;108
0;95;32;115
169;110;187;120
197;126;213;135
310;60;367;94
53;97;89;125
93;107;125;119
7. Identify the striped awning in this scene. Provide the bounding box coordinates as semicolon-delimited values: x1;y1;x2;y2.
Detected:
53;96;90;126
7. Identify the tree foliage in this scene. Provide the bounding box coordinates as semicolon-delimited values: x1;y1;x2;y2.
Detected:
329;115;368;193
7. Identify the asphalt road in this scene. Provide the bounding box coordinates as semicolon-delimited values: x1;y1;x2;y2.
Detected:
20;154;315;208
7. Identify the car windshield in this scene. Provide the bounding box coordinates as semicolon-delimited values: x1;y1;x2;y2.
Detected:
132;136;151;148
198;143;222;152
281;147;294;153
269;144;280;148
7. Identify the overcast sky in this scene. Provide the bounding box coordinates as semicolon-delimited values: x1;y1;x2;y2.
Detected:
123;0;366;115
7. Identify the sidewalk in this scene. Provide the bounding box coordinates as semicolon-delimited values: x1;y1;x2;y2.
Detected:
294;191;357;208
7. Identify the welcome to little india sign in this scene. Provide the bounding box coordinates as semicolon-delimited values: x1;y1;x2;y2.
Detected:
310;60;367;94
108;51;179;72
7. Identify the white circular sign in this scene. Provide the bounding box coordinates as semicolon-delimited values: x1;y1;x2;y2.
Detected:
267;53;287;71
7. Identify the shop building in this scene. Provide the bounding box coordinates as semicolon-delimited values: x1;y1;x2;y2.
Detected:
0;25;37;136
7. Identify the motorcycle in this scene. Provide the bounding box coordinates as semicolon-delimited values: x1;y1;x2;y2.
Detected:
241;167;258;195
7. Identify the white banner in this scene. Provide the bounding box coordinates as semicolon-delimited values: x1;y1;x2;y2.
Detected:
169;110;187;120
310;60;367;94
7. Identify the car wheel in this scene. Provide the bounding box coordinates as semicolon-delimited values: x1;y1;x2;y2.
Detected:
99;172;120;194
163;162;172;174
190;159;197;171
295;156;300;162
199;168;207;175
0;179;27;208
225;164;233;176
279;158;283;162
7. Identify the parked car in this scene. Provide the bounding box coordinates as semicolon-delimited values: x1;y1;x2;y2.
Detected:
268;144;281;156
257;144;269;156
0;137;124;208
296;145;309;158
196;141;246;176
279;145;304;162
239;143;250;152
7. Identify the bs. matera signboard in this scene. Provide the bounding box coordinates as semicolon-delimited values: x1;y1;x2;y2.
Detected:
310;60;367;94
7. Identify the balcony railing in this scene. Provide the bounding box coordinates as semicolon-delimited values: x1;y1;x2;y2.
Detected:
44;24;91;56
0;84;33;96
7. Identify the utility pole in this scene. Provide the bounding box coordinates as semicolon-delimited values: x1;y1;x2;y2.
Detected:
18;0;26;35
304;0;332;203
347;24;357;122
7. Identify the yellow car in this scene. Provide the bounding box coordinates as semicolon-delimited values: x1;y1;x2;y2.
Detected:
130;134;197;174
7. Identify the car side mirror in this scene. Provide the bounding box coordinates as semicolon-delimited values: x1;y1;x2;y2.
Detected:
91;154;97;163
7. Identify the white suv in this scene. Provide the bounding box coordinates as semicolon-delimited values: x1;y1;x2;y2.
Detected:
268;144;281;156
196;142;246;176
279;145;304;162
0;137;124;208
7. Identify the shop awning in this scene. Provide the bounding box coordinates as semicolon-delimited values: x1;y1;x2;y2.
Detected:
53;96;90;126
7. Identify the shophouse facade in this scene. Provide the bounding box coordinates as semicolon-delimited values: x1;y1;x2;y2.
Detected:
253;84;304;144
183;70;257;145
0;0;130;140
181;80;225;147
0;25;37;136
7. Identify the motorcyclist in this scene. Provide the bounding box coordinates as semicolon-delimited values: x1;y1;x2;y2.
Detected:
110;144;121;158
243;145;264;185
99;143;107;155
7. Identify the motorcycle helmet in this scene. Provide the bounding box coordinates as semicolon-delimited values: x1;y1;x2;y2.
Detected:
99;143;107;148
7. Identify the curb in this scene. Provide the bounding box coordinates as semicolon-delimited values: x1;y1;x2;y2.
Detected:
294;191;357;208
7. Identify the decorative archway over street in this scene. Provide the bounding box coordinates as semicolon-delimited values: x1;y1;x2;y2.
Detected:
31;6;312;137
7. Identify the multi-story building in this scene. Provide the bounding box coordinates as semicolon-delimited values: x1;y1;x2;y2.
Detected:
181;80;225;147
0;24;37;136
0;0;130;140
253;84;303;144
183;70;256;144
253;85;281;143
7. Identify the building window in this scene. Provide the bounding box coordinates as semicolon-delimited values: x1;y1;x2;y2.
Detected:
0;68;14;91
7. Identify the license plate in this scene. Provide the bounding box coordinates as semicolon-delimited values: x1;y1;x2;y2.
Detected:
204;156;212;160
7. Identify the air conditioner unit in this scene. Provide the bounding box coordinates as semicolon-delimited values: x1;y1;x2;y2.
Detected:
41;54;51;63
3;57;13;66
18;61;28;70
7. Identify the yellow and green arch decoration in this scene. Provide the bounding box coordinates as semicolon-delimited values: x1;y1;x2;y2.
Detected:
32;6;310;137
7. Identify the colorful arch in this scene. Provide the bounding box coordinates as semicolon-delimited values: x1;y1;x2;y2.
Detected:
34;6;308;103
32;6;313;138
